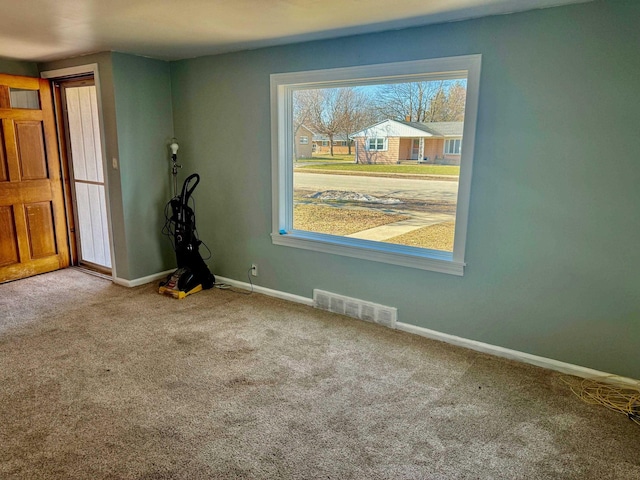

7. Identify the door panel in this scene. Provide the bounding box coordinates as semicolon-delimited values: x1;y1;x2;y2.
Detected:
66;87;103;183
0;73;69;283
0;128;7;181
0;206;19;266
74;182;110;267
16;121;48;180
25;202;57;258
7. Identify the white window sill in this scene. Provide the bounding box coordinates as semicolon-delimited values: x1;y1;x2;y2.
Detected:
271;230;465;276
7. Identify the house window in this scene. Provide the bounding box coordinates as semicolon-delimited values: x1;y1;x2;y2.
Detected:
322;140;329;146
367;138;386;151
300;136;309;144
445;138;461;155
270;55;481;275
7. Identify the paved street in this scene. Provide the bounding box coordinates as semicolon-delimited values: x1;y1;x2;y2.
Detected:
294;172;458;203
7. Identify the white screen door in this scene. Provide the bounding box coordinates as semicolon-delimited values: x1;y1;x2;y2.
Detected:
63;83;111;270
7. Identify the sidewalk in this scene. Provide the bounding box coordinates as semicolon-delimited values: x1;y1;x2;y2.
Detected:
346;212;454;241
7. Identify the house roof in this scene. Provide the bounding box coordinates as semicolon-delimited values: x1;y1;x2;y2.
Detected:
297;125;350;142
297;125;315;135
350;119;463;139
399;121;464;137
312;133;350;142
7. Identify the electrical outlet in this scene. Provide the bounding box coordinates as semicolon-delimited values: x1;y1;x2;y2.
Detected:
251;264;258;277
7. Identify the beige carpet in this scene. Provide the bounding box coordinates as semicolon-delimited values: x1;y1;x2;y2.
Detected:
1;268;638;479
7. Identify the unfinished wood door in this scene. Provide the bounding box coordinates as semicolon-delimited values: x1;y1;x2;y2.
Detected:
0;74;69;283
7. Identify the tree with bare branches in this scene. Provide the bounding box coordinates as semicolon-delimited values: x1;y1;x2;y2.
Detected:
292;90;315;160
292;80;467;160
336;88;378;155
376;80;466;122
299;87;367;157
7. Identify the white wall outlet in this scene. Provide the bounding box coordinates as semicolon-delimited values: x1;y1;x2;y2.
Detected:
251;264;258;276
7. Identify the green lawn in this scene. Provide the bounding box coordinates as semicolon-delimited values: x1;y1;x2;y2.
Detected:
293;204;409;236
297;163;460;176
296;154;356;162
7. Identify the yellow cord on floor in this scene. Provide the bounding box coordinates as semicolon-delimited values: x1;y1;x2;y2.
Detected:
562;376;640;426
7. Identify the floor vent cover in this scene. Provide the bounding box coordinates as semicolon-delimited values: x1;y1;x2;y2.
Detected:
313;289;397;329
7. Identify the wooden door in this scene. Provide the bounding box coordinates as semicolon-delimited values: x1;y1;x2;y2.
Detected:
0;74;69;283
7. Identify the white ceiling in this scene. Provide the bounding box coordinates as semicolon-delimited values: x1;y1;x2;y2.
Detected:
0;0;590;62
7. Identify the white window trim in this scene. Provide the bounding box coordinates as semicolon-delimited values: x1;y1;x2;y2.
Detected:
367;137;387;151
445;138;462;155
270;55;481;276
300;136;308;144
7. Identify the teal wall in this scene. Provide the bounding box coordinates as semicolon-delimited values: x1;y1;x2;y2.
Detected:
0;57;38;76
111;53;175;280
39;53;175;280
170;0;640;379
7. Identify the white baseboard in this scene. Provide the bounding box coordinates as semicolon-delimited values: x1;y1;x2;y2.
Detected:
113;269;174;288
114;269;638;386
112;270;312;306
396;322;639;388
214;275;314;306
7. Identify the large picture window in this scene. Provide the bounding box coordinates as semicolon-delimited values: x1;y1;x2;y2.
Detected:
271;55;481;275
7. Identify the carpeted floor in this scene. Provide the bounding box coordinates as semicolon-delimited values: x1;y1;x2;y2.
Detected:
1;268;639;479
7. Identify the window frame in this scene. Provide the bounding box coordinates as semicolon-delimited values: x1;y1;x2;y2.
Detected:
367;137;387;151
299;135;309;145
270;55;481;276
445;138;462;155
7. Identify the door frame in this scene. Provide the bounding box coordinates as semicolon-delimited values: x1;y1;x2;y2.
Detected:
41;64;116;280
57;77;112;274
411;138;420;160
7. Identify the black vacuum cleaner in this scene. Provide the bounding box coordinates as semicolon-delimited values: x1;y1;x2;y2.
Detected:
159;140;215;299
